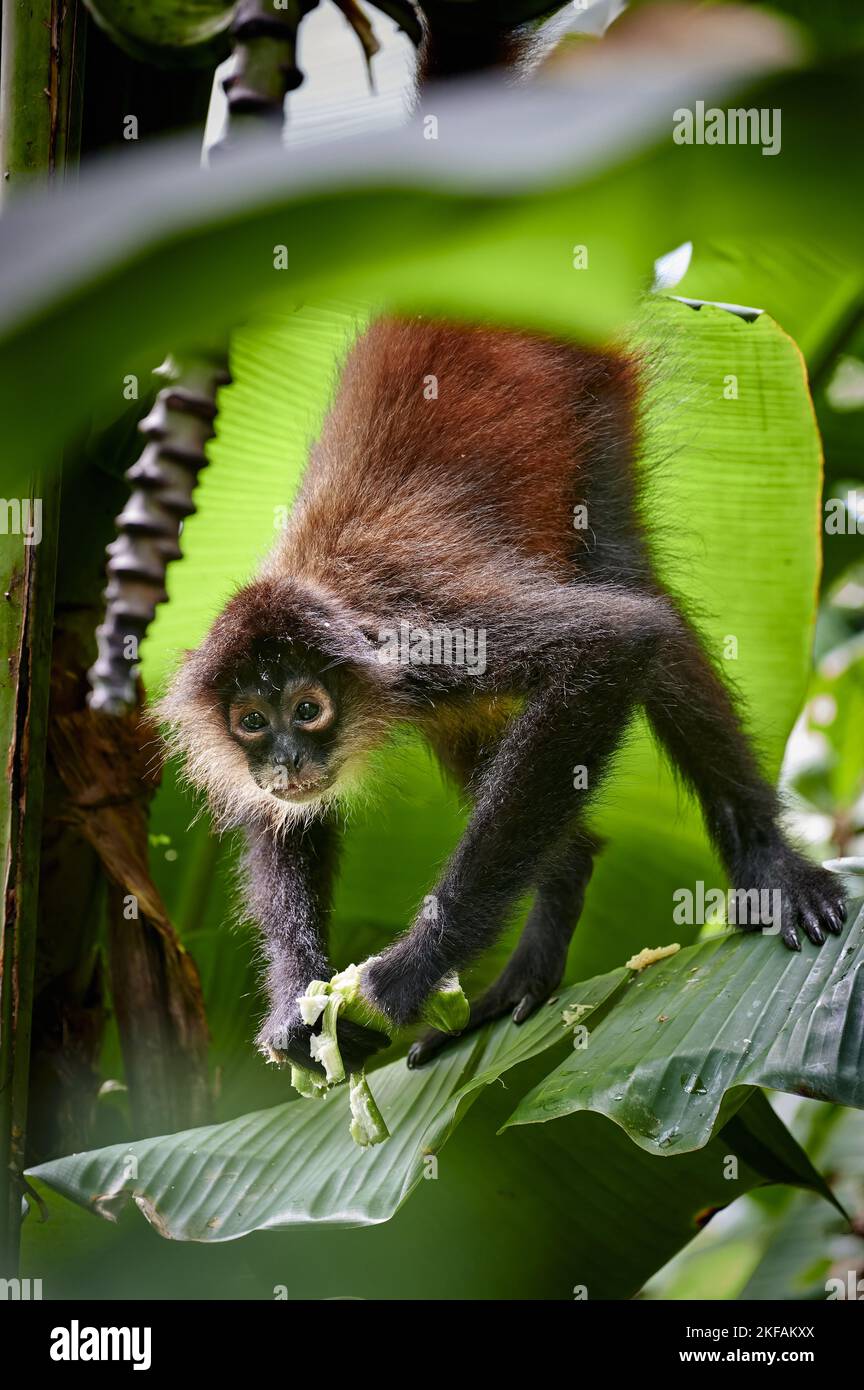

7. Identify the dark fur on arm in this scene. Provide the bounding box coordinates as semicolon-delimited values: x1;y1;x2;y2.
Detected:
245;818;387;1071
366;581;846;1027
642;594;845;949
365;584;670;1023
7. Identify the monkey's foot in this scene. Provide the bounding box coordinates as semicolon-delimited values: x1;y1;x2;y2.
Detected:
735;849;847;951
407;968;558;1069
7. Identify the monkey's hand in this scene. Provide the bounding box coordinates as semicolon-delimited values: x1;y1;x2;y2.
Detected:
359;952;471;1042
257;1009;389;1075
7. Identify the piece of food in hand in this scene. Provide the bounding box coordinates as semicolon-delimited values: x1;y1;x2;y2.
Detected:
325;962;392;1033
295;965;389;1147
308;993;347;1084
293;962;469;1148
419;972;470;1034
290;1063;328;1100
327;960;469;1033
297;979;330;1027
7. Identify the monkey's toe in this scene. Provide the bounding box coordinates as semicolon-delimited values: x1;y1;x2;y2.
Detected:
511;992;544;1024
738;852;848;953
407;1030;453;1068
407;976;555;1068
407;994;505;1066
782;860;847;951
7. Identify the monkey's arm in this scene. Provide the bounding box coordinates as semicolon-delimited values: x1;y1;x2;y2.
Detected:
364;582;846;1028
245;819;388;1072
364;585;664;1025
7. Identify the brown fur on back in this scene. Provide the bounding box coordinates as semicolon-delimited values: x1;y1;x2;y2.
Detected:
264;317;639;616
162;317;642;826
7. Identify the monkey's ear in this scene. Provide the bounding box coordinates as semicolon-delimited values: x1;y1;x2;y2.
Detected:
343;625;393;675
331;622;406;690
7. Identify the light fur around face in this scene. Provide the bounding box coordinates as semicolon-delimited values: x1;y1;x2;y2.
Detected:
157;646;402;837
155;555;416;836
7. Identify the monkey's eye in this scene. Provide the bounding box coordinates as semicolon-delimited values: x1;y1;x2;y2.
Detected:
294;700;321;724
239;711;268;732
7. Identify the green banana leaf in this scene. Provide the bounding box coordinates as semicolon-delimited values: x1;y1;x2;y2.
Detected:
652;1099;864;1304
505;902;864;1152
19;1087;826;1300
673;240;864;379
738;1105;864;1301
2;42;863;483
27;971;836;1300
29;970;625;1236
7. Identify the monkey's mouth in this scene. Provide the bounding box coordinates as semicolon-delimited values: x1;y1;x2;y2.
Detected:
263;777;331;803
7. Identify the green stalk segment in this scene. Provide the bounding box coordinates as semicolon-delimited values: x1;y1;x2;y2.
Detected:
348;1072;389;1148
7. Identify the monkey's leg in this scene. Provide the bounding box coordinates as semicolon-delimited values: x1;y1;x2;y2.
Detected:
363;586;668;1026
645;599;847;950
407;829;601;1067
245;818;388;1072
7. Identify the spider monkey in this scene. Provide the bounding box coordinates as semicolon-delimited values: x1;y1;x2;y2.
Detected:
159;22;846;1075
160;313;846;1072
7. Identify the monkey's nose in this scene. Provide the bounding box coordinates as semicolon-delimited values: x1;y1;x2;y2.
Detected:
292;750;302;770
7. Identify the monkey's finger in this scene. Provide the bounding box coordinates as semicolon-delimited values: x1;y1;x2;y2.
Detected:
336;1017;391;1068
258;1036;325;1074
337;1018;390;1051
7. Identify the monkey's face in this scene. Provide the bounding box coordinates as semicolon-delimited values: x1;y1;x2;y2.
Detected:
224;648;342;803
